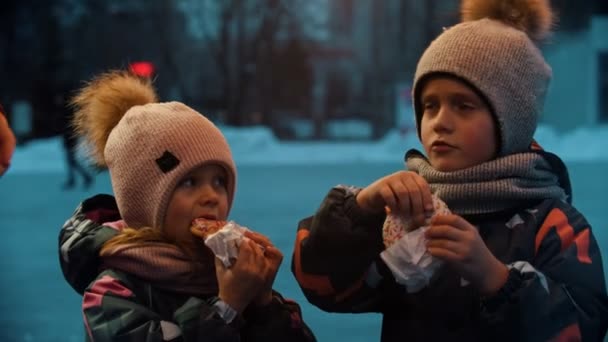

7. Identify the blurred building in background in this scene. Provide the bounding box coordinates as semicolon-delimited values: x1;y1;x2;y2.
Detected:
543;0;608;131
0;0;606;142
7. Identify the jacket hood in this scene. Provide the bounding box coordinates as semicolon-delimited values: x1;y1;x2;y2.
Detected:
58;194;121;294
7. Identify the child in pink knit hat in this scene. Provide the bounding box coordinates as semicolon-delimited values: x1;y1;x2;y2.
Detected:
58;70;315;341
292;0;607;341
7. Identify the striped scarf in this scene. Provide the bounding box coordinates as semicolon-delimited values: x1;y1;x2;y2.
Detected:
406;149;568;215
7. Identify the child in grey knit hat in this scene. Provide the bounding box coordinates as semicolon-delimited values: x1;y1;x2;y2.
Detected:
58;71;316;341
292;0;608;341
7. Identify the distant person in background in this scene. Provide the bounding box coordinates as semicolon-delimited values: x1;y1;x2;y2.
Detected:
59;83;94;190
30;78;94;189
0;103;16;177
291;0;608;341
61;110;94;190
58;70;316;341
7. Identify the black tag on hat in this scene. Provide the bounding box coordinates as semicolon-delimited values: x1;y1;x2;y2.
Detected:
156;151;180;173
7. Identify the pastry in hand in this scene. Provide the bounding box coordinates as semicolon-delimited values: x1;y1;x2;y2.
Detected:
190;218;248;267
190;218;228;240
382;194;451;248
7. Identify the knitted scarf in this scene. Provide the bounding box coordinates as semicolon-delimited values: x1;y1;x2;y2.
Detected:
101;241;218;296
406;149;568;215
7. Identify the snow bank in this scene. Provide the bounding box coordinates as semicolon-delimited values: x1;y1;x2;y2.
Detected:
7;125;607;174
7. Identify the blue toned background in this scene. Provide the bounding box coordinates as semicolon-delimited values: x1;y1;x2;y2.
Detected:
1;127;607;341
2;1;608;340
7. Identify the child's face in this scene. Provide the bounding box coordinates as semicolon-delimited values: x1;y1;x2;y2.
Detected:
163;163;229;251
420;77;497;172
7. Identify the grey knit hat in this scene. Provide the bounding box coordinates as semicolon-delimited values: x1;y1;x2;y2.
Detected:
413;0;554;156
72;72;236;230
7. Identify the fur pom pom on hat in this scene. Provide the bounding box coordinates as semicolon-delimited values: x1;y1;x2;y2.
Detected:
72;71;236;230
413;0;555;156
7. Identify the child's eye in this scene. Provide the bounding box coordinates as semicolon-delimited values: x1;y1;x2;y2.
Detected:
178;177;196;188
423;101;437;111
213;175;227;189
456;102;475;111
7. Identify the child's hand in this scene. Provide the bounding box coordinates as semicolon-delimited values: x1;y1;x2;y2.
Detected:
425;214;509;296
244;231;283;307
215;237;267;313
357;171;433;227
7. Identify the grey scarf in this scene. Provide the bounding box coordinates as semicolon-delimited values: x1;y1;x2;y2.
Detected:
406;150;568;215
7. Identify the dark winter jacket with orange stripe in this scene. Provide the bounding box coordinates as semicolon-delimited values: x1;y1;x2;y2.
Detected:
292;175;608;341
59;194;316;342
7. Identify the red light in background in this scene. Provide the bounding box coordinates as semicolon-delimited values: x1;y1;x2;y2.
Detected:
129;61;155;78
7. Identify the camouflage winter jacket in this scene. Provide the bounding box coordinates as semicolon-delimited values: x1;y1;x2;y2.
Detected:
59;194;316;342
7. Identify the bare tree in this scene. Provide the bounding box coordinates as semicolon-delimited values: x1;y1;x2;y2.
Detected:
186;0;320;126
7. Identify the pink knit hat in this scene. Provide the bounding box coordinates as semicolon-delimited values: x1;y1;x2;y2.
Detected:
72;71;236;230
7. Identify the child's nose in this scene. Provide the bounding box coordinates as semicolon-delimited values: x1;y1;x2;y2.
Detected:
432;106;454;132
196;185;220;206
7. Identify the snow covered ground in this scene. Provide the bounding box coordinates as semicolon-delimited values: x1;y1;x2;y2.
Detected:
1;126;607;341
8;125;608;173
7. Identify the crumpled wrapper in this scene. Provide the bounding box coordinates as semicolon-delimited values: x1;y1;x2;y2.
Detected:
380;194;450;293
198;221;249;268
